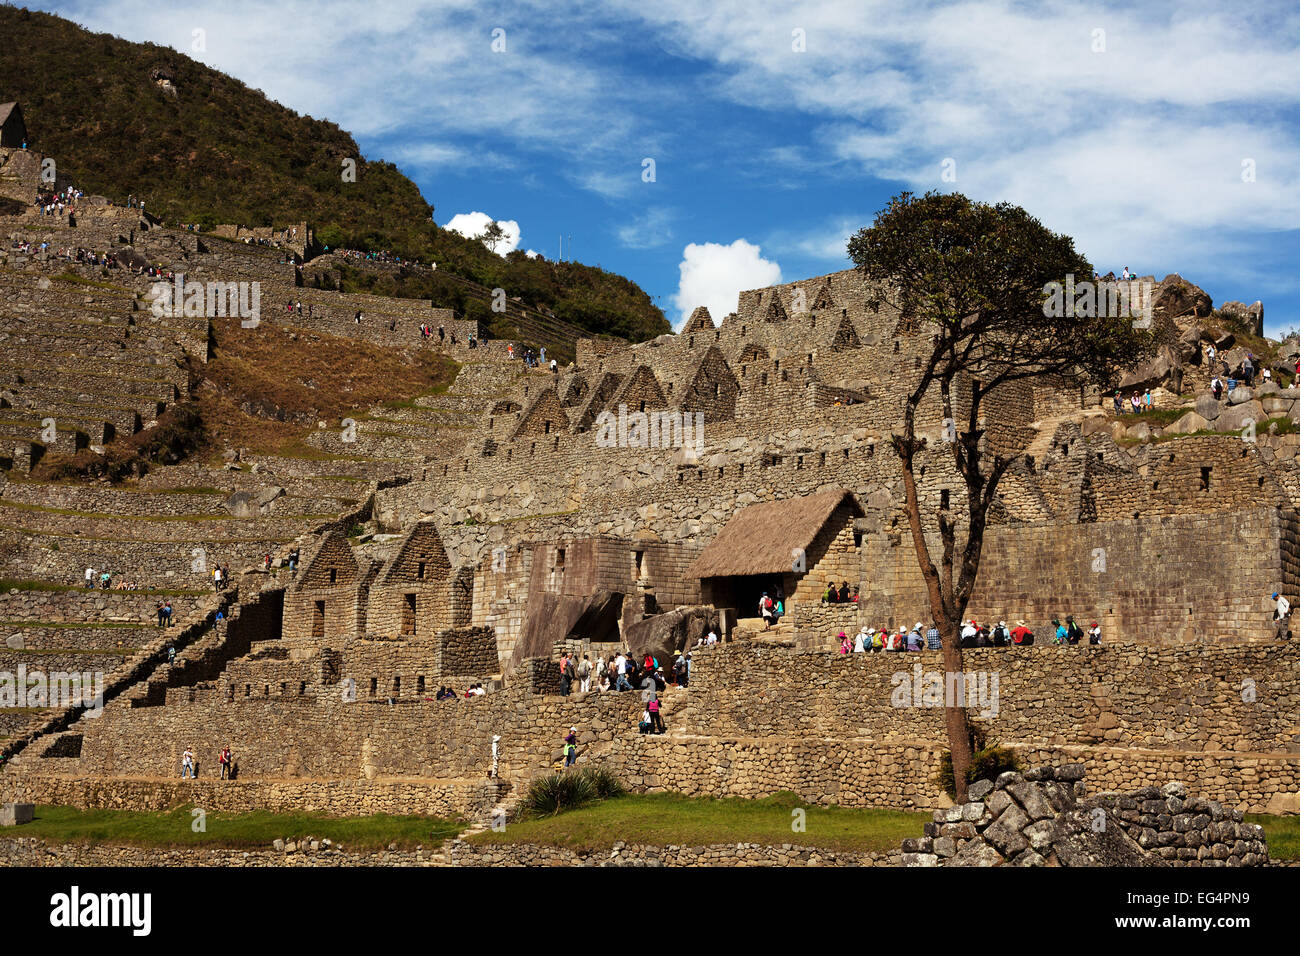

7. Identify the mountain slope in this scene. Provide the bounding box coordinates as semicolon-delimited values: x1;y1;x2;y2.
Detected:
0;3;669;342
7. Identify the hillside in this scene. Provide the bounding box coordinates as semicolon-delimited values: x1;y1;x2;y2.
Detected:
0;4;669;343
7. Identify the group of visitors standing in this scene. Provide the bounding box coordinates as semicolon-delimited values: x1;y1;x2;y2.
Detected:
838;615;1102;652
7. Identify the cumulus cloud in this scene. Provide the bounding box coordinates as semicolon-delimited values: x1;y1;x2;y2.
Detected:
671;239;782;329
444;212;521;255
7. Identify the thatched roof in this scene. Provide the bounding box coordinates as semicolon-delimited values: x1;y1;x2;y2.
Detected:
685;488;863;578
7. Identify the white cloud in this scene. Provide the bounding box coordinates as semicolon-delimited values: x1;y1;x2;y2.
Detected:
671;239;782;329
524;249;540;259
444;212;521;255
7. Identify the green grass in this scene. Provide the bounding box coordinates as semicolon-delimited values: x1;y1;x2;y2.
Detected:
469;791;927;852
0;579;206;597
13;804;466;850
1248;814;1300;861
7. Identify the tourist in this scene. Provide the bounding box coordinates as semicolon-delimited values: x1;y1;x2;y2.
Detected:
837;581;850;602
181;747;195;779
639;707;652;734
1243;356;1255;386
615;653;631;692
563;727;578;767
960;619;978;647
992;621;1010;647
558;653;573;696
1273;591;1291;641
1143;390;1152;412
906;623;924;652
705;627;718;645
854;627;868;653
839;631;850;654
84;566;95;589
926;622;942;650
871;628;886;652
1066;615;1084;645
1052;618;1067;644
889;626;906;652
648;696;665;734
1113;391;1124;415
1011;619;1034;646
1130;392;1141;414
219;745;233;780
164;601;173;626
1211;376;1223;401
825;581;838;603
577;654;592;693
1089;621;1102;645
760;592;775;627
773;593;784;624
673;652;689;687
156;601;166;627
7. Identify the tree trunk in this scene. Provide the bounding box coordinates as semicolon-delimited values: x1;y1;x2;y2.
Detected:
939;621;972;802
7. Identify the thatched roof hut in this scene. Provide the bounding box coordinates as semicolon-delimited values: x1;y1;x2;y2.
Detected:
685;488;864;579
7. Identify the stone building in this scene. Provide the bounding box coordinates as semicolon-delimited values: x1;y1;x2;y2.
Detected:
0;102;26;148
686;488;864;638
283;533;372;653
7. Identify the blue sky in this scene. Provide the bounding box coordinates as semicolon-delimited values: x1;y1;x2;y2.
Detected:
32;0;1300;334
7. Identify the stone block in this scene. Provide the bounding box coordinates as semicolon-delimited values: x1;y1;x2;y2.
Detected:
1;803;34;826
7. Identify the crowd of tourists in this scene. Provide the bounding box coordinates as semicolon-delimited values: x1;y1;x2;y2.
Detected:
556;647;693;696
35;185;86;216
836;615;1102;652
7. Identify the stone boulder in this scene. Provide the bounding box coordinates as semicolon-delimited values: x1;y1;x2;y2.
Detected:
1164;411;1209;435
1215;401;1264;433
624;604;719;664
1194;393;1221;422
1226;386;1254;406
1152;274;1213;322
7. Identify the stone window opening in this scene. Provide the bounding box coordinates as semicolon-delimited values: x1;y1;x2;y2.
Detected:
689;335;695;347
782;369;789;382
741;325;747;335
226;685;235;702
1259;475;1266;488
819;451;827;466
554;436;560;450
893;340;900;353
244;684;251;697
328;568;337;584
313;600;325;639
639;400;647;412
797;456;804;469
634;550;646;580
543;420;551;434
393;676;401;696
489;417;494;429
417;561;426;580
369;677;378;697
402;593;417;635
264;685;270;697
556;548;566;568
417;676;426;695
298;682;306;696
530;443;536;455
714;383;721;398
1199;466;1211;491
761;372;768;386
774;359;780;371
280;682;288;696
738;463;745;475
1152;480;1159;490
718;467;724;478
940;489;950;510
867;444;874;458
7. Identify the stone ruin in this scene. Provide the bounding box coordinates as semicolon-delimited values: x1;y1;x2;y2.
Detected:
903;764;1268;867
0;145;1299;866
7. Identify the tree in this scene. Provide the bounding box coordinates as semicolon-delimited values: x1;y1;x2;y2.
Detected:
478;220;508;255
848;191;1152;801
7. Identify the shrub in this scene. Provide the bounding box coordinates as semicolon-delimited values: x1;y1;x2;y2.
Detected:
522;766;623;817
938;735;1022;800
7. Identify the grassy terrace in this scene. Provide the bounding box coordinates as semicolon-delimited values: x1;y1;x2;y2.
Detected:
0;579;207;597
469;792;928;853
6;805;465;850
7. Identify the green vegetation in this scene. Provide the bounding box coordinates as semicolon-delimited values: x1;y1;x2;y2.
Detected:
1248;814;1300;861
522;766;625;816
472;790;926;852
938;741;1022;800
31;402;205;482
1;6;667;345
0;578;204;596
11;804;464;850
